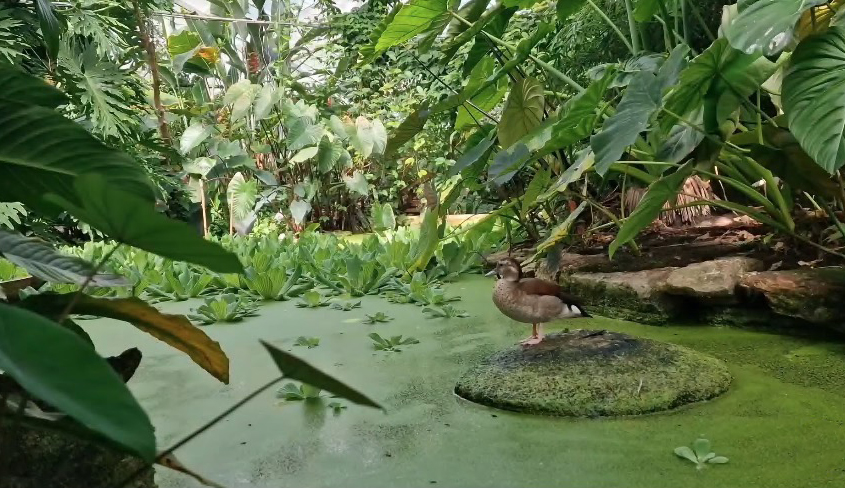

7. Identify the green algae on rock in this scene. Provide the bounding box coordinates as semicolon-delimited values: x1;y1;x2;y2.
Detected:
454;330;731;417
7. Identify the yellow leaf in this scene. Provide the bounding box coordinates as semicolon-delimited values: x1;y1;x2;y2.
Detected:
19;294;230;383
797;1;845;40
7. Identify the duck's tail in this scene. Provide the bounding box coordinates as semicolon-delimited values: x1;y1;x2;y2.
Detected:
560;304;591;318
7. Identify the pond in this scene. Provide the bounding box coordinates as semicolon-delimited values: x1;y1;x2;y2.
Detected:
83;276;845;488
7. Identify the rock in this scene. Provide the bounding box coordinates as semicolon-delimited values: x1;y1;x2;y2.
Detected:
561;268;679;323
455;330;731;417
0;417;155;488
664;257;764;304
740;268;845;332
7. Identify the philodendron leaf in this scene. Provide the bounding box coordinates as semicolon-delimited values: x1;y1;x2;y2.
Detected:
674;446;698;464
19;293;230;383
261;341;383;409
290;199;311;224
782;26;845;174
608;163;693;258
0;230;127;286
498;76;545;148
179;121;213;155
0;303;155;461
724;0;812;56
45;174;243;274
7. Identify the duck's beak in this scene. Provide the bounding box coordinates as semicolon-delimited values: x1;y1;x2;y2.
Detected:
485;269;497;277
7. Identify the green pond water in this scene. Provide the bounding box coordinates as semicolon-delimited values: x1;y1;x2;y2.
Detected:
82;276;845;488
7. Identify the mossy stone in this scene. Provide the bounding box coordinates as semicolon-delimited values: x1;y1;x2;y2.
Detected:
455;330;731;417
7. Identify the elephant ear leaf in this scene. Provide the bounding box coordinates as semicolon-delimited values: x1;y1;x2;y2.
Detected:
498;76;545;148
782;26;845;174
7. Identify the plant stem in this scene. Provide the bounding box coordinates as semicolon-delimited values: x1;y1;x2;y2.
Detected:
687;0;715;41
585;0;635;54
119;376;285;487
681;0;690;46
131;0;172;149
623;0;640;54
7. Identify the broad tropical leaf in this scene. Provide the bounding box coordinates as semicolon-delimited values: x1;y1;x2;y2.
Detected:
287;118;324;151
227;172;258;222
352;116;375;157
0;303;155;460
317;136;343;173
0;230;127;286
461;7;515;77
0;99;154;215
557;0;587;22
498;77;545;148
375;0;449;52
45;174;243;273
662;39;773;132
291;146;319;163
609;163;693;257
724;0;817;55
448;132;495;176
539;149;596;200
0;66;66;108
440;0;493;60
359;3;402;64
18;294;230;384
371;119;388;156
253;83;278;121
633;0;660;21
782;26;845;173
262;341;382;409
289;199;311;224
180;121;213;155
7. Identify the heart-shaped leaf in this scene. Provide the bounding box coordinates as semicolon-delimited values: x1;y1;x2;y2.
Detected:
498;76;545;148
179;121;213;155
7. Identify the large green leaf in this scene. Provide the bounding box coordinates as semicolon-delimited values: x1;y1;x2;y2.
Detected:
724;0;817;55
0;99;154;215
592;71;661;175
179;121;213;155
633;0;660;21
448;132;495;176
539;149;596;200
34;0;62;61
375;0;449;52
461;7;515;77
662;39;770;132
18;294;230;384
351;116;375;157
608;163;693;258
287;119;324;151
488;71;615;183
291;146;319;163
0;230;127;286
359;3;403;65
343;170;370;196
0;303;155;460
440;0;494;61
0;66;66;108
262;341;382;409
455;58;508;130
253;83;278;121
227;171;258;222
371;119;388;156
385;106;430;156
498;77;545;148
317;136;343;173
782;26;845;173
557;0;587;22
418;0;461;52
45;174;243;273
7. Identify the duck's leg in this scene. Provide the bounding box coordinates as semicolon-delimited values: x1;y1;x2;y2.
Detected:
520;324;544;346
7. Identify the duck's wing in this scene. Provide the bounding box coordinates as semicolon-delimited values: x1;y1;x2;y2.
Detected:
518;278;591;316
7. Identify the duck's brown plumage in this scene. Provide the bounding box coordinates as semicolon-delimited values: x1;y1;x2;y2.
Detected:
491;258;590;326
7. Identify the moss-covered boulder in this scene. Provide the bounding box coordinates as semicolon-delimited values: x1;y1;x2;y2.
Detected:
455;330;731;417
561;269;680;323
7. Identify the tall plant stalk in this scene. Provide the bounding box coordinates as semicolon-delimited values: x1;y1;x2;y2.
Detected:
623;0;640;54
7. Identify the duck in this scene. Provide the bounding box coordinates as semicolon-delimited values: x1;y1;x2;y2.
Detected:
488;257;591;346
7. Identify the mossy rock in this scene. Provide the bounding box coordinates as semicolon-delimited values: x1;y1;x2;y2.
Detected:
455;330;731;417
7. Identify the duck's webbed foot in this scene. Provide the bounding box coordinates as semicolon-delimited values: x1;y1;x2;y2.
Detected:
520;324;544;346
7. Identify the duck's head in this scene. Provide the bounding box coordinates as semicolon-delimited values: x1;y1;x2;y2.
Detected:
488;257;522;282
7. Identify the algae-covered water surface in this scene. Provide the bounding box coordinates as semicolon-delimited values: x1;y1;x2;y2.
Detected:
82;276;845;488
